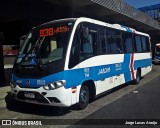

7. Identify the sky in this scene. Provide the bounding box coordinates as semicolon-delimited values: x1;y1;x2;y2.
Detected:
124;0;160;8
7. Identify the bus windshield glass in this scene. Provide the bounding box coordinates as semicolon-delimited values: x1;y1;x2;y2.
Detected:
17;21;74;65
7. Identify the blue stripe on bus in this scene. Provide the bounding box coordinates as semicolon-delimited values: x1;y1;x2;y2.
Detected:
134;59;152;69
120;25;133;33
123;54;132;82
12;55;151;89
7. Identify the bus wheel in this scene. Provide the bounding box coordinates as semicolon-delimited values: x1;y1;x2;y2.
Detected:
133;70;141;85
78;86;89;110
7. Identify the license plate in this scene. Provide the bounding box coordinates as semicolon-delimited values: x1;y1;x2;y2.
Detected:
24;92;35;99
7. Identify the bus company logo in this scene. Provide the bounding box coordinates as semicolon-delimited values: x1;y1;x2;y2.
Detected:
16;80;22;84
84;68;90;78
115;63;122;71
2;120;11;125
37;80;46;85
26;80;30;86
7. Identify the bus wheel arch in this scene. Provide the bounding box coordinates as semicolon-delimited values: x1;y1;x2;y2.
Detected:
78;80;96;110
82;80;96;100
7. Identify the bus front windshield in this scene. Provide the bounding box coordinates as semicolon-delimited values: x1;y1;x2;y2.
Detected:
17;21;74;65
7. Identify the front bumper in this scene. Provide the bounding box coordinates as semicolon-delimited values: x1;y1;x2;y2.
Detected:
10;85;72;107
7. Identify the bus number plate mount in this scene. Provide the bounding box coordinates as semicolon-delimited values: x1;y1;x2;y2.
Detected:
24;92;35;99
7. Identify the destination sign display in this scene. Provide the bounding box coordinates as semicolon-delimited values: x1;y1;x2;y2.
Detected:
39;26;69;37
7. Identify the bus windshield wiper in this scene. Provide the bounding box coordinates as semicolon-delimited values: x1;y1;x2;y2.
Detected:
37;37;45;70
19;37;44;65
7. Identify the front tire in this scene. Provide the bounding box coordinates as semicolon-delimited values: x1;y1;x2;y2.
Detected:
78;86;89;110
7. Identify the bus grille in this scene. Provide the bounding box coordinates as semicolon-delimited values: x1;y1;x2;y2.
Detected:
17;91;49;104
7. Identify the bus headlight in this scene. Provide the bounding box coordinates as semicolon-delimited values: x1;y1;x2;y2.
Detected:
43;80;66;90
10;81;17;88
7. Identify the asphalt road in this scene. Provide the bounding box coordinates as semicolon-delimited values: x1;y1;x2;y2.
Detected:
0;65;160;128
72;73;160;128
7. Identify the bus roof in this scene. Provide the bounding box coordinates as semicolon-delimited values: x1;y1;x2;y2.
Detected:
37;17;149;37
38;18;77;27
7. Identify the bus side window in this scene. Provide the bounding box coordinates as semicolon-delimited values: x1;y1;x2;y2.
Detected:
100;27;107;54
141;36;147;52
69;24;97;68
106;29;122;54
122;32;133;53
141;36;150;52
134;35;142;53
146;37;151;52
80;29;97;60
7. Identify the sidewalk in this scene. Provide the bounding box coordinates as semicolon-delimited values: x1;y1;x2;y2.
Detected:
83;75;160;120
0;67;12;108
0;85;10;108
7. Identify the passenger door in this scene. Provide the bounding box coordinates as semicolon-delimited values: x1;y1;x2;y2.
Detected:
78;27;98;80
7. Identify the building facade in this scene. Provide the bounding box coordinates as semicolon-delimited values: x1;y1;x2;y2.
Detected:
139;4;160;22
